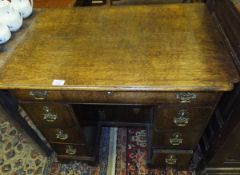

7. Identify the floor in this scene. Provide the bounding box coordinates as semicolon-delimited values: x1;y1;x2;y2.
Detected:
0;105;193;175
0;107;48;175
46;127;193;175
232;0;240;11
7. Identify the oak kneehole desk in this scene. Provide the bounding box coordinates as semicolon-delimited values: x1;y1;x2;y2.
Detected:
0;4;238;169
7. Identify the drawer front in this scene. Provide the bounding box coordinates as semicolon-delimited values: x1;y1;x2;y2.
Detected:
51;143;96;161
40;127;86;144
154;107;213;131
14;90;62;101
13;90;221;105
21;103;75;128
72;104;152;124
151;149;193;169
151;130;202;149
97;105;152;123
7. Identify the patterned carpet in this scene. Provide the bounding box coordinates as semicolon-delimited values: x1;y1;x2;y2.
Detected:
0;108;48;175
45;128;192;175
232;0;240;11
0;118;193;175
0;106;193;174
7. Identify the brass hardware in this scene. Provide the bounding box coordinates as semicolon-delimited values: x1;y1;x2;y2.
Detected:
29;90;48;100
169;132;183;146
43;106;50;113
106;91;113;96
43;113;58;122
165;154;177;165
56;129;68;140
65;145;77;155
42;106;58;122
133;107;140;115
173;109;189;127
176;92;196;103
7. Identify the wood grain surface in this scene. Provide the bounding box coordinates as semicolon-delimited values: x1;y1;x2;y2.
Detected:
0;16;35;69
0;4;238;91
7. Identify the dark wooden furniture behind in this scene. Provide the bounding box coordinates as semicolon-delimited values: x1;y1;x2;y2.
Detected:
195;0;240;174
0;4;238;170
196;84;240;174
34;0;78;7
83;0;204;8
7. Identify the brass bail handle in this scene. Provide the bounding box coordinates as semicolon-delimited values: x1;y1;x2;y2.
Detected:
165;154;177;165
43;106;58;122
29;90;48;100
56;129;68;140
176;92;196;103
174;109;189;127
65;145;77;155
169;132;183;146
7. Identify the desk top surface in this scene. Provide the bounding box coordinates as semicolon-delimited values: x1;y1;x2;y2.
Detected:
0;4;238;91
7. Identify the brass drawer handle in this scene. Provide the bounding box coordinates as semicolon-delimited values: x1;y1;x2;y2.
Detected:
56;129;68;140
165;154;177;165
29;90;48;100
43;106;58;122
173;109;189;127
65;145;77;155
133;107;141;115
176;92;196;103
169;132;183;146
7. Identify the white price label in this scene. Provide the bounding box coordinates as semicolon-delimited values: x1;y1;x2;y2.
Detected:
52;79;65;86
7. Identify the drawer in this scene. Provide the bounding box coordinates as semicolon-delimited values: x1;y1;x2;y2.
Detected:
40;127;87;144
150;149;193;169
21;103;75;128
14;90;62;101
12;90;221;105
72;104;153;124
154;107;214;131
40;126;100;144
151;130;203;149
51;143;97;162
